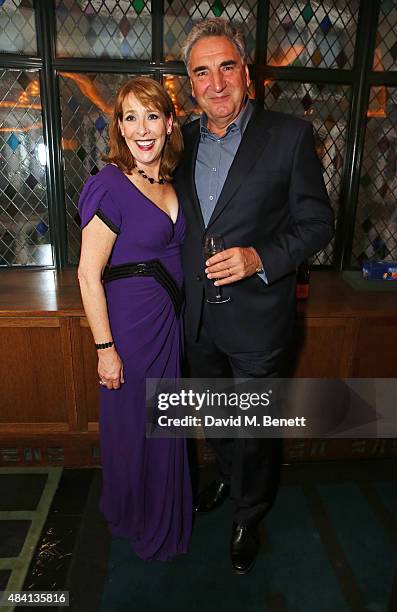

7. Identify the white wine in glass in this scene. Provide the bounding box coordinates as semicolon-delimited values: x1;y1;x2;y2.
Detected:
203;235;231;304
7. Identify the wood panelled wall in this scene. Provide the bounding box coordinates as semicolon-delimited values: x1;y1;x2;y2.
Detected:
1;270;397;465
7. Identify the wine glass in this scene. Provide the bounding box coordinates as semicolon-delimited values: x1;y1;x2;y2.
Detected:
203;235;231;304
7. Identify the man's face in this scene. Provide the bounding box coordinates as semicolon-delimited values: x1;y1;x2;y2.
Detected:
189;36;250;135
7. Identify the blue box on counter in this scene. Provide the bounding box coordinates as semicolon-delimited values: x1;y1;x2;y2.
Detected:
362;260;397;280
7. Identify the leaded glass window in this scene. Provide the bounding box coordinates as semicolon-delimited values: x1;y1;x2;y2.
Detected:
0;0;36;55
55;0;152;59
373;0;397;71
353;86;397;265
0;69;51;267
264;80;351;265
164;0;257;62
267;0;359;69
0;0;396;269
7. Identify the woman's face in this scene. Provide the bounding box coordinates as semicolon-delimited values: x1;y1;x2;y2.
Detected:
118;92;173;172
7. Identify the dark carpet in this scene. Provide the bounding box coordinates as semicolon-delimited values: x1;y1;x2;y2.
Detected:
1;461;396;612
100;461;397;612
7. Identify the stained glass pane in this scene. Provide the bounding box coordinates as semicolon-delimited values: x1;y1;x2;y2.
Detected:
264;80;351;265
373;0;397;72
0;69;51;267
59;72;149;264
0;0;36;55
352;87;397;266
55;0;151;59
267;0;359;69
164;0;257;63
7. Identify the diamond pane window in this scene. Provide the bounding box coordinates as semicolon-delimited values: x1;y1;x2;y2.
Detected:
55;0;152;59
373;0;397;71
352;87;397;266
59;72;149;264
164;0;257;62
0;69;52;267
267;0;359;69
264;80;352;265
0;0;36;55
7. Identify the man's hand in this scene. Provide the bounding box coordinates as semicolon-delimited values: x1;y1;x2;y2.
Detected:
205;246;262;286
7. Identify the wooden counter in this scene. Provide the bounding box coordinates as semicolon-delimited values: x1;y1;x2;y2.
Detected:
1;268;397;317
0;269;396;465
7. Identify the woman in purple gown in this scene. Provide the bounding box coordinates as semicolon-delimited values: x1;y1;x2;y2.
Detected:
77;77;192;561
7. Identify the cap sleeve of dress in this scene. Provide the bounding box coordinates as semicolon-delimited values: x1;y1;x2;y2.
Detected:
78;174;121;234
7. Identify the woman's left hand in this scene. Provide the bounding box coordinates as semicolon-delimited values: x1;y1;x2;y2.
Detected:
98;347;124;390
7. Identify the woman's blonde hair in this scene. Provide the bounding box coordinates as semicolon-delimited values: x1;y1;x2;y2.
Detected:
104;76;183;181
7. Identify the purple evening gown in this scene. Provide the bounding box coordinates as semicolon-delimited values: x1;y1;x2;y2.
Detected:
78;164;192;561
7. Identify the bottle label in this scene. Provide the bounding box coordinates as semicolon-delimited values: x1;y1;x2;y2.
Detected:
296;283;309;299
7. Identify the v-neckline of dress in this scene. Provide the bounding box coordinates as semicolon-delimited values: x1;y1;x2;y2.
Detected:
112;164;180;226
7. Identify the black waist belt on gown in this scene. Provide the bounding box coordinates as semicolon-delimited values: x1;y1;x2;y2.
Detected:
102;259;184;319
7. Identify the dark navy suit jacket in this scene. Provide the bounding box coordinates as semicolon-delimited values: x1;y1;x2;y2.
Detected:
175;106;335;352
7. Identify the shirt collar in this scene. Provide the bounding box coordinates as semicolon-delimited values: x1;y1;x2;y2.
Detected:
199;97;253;139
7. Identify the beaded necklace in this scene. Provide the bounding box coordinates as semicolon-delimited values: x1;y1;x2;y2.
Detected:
137;169;167;185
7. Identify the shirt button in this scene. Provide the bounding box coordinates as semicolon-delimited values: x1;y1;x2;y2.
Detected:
209;196;214;200
212;168;216;172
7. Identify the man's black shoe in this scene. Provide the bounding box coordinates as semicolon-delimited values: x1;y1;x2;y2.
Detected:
194;479;230;513
230;522;259;575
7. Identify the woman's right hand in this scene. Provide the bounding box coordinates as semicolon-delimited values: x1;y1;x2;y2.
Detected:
98;347;124;389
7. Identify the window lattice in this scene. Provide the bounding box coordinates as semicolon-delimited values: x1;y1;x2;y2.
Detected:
353;86;397;265
0;69;51;267
267;0;359;69
373;0;397;72
164;0;257;63
55;0;152;59
0;0;36;55
264;80;352;265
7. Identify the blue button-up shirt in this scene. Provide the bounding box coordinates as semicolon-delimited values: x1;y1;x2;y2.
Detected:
195;100;267;281
195;99;253;227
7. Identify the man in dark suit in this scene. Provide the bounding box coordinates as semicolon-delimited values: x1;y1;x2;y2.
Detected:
175;18;334;574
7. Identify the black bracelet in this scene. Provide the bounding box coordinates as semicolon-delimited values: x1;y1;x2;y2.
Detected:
95;341;114;350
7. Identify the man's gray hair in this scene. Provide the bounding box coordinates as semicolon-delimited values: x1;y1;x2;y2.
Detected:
181;18;248;72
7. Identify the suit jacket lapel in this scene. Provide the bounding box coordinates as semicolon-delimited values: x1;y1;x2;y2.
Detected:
180;121;205;230
206;106;273;229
